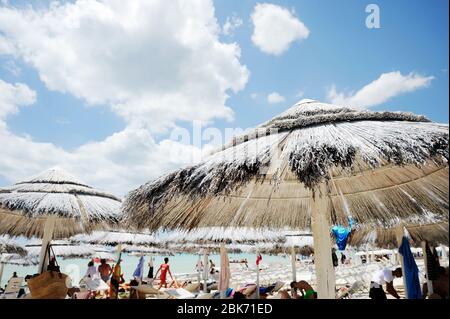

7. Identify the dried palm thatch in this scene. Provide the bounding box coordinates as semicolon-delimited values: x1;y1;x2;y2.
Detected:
258;244;314;256
0;168;122;239
25;240;96;260
156;227;286;245
167;242;244;254
70;229;157;246
349;221;449;248
123;100;449;232
256;233;314;256
0;235;27;256
0;253;38;266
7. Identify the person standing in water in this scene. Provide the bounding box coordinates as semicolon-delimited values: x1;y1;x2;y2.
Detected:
154;257;174;289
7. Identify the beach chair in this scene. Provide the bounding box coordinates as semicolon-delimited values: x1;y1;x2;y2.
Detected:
81;276;109;292
1;277;24;299
196;292;213;299
162;287;196;299
131;284;170;299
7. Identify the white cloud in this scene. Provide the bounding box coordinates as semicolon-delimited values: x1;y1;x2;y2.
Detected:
251;3;309;56
327;71;434;109
0;79;202;196
222;14;243;36
0;1;250;196
267;92;285;104
250;93;258;100
0;79;36;122
0;0;249;132
0;125;203;197
2;60;21;77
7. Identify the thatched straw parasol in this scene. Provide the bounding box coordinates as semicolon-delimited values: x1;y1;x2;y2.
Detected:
25;240;96;260
0;253;38;266
123;99;449;298
0;236;29;286
70;229;157;246
0;235;27;256
0;253;38;288
157;227;286;245
0;167;122;273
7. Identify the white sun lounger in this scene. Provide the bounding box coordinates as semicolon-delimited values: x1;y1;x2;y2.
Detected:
1;277;24;299
162;287;196;299
129;284;170;299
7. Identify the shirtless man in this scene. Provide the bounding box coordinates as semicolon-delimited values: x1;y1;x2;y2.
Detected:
98;259;112;283
154;257;174;289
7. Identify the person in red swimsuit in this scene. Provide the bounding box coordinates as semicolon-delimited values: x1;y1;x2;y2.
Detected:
154;257;173;289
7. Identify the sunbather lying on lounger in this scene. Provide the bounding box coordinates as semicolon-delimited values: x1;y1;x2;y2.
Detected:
290;280;317;299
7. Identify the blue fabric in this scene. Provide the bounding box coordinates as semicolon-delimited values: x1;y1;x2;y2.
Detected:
331;217;354;251
133;256;145;280
398;236;422;299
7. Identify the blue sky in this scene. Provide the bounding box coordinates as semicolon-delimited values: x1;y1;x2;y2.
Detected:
0;0;448;195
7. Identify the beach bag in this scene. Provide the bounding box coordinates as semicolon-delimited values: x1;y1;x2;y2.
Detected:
27;244;69;299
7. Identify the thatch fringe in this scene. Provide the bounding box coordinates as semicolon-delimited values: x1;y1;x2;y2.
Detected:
0;209;115;239
124;163;448;232
350;222;449;248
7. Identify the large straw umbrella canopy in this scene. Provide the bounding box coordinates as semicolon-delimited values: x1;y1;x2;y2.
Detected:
0;167;122;273
123;99;449;298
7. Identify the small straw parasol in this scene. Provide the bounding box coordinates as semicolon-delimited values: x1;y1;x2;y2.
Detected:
0;236;29;286
0;167;122;274
123;99;448;298
70;229;158;246
25;240;96;260
0;235;27;256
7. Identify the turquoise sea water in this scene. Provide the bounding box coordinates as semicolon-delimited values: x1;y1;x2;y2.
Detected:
1;252;291;288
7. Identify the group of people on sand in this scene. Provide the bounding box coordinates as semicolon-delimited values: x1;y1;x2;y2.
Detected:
78;254;448;300
82;256;177;298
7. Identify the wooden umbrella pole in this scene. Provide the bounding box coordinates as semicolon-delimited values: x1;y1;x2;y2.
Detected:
38;215;56;273
203;250;209;293
219;244;226;299
0;261;4;287
197;254;202;293
395;224;408;299
311;183;335;299
440;245;448;265
256;250;260;299
421;241;433;297
291;245;297;283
